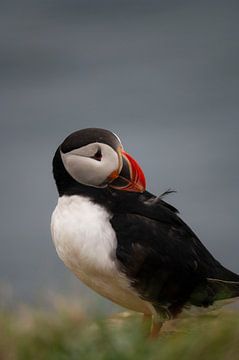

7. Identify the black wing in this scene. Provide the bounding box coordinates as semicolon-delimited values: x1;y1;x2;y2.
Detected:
110;193;239;316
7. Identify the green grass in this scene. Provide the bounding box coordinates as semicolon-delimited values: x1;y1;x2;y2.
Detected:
1;301;239;360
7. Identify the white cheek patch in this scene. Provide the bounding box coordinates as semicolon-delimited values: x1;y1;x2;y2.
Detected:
68;143;100;158
61;143;120;188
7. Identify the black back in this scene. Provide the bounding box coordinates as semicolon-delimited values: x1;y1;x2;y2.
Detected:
110;193;239;317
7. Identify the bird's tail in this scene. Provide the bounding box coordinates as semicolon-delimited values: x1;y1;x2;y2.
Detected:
204;263;239;301
190;266;239;307
205;261;239;301
207;277;239;301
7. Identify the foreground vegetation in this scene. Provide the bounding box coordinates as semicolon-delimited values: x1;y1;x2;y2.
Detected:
1;300;239;360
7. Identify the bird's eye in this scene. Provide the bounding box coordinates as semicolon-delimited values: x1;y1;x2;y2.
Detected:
91;148;102;161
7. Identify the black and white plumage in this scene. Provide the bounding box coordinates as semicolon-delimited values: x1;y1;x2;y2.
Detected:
51;128;239;333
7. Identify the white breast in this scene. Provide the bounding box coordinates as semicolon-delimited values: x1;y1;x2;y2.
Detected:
51;195;153;315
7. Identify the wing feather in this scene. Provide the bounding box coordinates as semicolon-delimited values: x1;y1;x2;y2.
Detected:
111;196;239;315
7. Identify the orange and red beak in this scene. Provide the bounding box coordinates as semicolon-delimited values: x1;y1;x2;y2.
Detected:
109;149;146;193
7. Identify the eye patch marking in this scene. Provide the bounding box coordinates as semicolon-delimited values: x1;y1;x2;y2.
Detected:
91;148;102;161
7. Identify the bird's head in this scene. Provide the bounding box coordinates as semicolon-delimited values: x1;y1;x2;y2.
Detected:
53;128;146;195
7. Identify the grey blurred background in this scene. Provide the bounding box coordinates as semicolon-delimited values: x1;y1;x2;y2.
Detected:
1;0;239;311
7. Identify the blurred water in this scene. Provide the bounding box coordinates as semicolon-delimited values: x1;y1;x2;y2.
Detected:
1;0;239;307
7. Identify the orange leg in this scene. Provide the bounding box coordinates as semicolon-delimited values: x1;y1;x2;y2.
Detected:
150;318;163;338
142;314;164;338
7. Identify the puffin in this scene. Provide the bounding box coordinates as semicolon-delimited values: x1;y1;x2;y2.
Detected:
51;128;239;336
